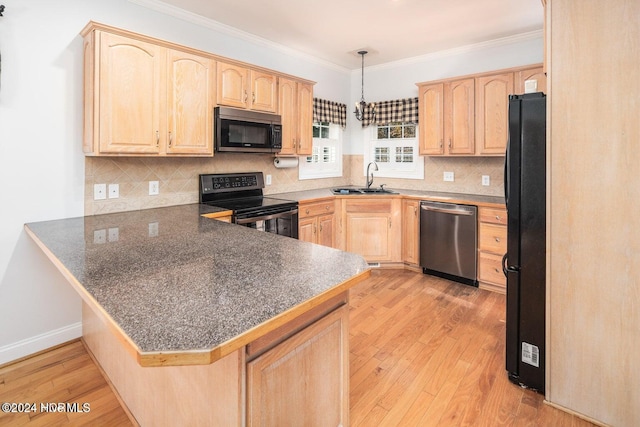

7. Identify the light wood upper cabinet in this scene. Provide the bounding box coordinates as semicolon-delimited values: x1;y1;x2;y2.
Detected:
83;27;215;156
217;61;277;112
515;66;547;95
166;50;215;155
278;78;314;156
445;78;476;155
417;64;543;157
475;72;513;155
418;83;445;155
93;32;163;155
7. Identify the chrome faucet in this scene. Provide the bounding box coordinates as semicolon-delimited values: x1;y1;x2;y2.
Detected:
366;162;378;189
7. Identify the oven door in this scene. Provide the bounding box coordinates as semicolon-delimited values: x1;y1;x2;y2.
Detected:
235;209;299;239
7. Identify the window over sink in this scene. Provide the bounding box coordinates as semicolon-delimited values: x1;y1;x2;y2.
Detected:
364;122;424;180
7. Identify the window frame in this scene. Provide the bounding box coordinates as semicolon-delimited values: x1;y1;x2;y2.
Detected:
298;121;343;180
363;121;424;180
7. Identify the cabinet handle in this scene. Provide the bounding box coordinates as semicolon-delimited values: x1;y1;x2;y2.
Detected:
326;205;330;210
319;224;323;232
414;206;418;216
494;268;500;273
495;237;501;242
313;223;317;234
156;131;160;147
448;138;452;149
168;131;172;147
244;90;248;103
389;218;392;228
440;139;443;148
496;215;502;221
252;92;256;103
305;209;310;215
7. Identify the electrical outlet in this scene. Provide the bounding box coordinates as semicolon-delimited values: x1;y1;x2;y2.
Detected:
108;227;119;242
94;184;107;200
93;229;106;244
149;181;159;196
148;222;159;237
443;172;454;182
108;183;119;199
482;175;491;186
265;174;272;185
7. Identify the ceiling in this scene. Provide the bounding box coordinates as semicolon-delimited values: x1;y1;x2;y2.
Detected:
153;0;544;69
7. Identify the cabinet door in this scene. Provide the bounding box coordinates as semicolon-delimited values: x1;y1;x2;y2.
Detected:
250;71;277;112
402;199;420;265
418;83;445;155
217;62;248;108
515;66;546;95
445;78;475;155
166;50;215;155
476;73;513;155
247;305;348;427
297;83;314;155
318;214;336;248
98;32;162;154
343;199;401;262
277;77;298;155
298;216;316;244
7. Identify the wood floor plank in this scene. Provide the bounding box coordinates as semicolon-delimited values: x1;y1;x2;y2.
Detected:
0;269;599;426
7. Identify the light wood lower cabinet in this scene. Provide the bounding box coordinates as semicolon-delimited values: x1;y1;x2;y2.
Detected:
341;198;402;264
478;206;507;293
246;302;349;426
402;199;420;265
299;199;337;248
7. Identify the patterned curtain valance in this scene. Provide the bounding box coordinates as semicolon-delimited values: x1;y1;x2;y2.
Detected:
362;97;419;127
313;98;347;128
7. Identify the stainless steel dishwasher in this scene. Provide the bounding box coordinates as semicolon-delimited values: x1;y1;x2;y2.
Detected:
420;201;478;286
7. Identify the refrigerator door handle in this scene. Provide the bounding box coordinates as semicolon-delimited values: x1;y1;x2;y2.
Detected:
502;253;509;277
504;138;509;209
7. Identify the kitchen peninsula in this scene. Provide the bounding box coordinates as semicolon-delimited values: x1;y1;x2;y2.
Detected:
25;204;370;426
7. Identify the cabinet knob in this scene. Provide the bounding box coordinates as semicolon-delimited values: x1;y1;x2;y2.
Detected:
495;237;501;242
305;209;310;215
326;205;330;210
496;215;502;221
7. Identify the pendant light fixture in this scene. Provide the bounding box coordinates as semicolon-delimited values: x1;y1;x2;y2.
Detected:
354;50;374;121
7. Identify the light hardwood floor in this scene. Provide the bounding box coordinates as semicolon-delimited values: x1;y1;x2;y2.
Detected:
0;269;596;426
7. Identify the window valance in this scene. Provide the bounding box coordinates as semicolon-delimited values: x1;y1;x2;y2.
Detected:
313;98;347;128
362;97;419;127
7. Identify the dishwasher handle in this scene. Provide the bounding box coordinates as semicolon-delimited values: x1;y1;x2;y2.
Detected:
420;203;475;216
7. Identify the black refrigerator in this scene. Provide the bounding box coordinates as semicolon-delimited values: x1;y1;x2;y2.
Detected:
503;92;546;393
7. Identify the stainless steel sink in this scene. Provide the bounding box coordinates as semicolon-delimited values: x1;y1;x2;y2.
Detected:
331;187;397;195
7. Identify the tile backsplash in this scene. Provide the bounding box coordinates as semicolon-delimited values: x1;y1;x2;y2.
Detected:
85;154;504;215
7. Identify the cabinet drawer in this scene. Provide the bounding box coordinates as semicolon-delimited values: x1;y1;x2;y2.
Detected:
479;252;506;287
299;200;335;218
479;207;507;225
479;223;507;254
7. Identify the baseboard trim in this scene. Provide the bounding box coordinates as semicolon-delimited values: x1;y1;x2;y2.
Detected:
0;322;82;366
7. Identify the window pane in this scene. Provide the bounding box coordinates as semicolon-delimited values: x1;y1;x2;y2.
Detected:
377;127;389;139
404;125;416;138
390;125;402;138
321;127;329;138
313;126;320;138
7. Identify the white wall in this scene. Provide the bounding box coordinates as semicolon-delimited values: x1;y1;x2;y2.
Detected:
0;0;349;365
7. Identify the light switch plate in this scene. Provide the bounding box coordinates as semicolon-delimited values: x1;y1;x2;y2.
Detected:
149;181;159;196
482;175;491;186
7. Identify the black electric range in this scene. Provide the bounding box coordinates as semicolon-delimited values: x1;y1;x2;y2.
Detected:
199;172;298;238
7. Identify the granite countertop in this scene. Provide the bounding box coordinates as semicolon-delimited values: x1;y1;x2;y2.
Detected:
25;204;369;365
270;187;505;207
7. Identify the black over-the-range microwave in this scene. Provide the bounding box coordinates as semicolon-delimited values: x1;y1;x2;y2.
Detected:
215;106;282;153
